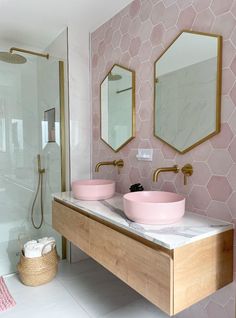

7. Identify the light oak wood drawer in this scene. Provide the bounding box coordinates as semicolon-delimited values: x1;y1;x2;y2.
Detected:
52;200;233;316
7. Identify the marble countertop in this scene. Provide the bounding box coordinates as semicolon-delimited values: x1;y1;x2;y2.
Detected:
53;192;233;250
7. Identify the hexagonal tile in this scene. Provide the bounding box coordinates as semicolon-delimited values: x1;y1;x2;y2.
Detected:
98;41;106;55
120;15;131;35
150;24;164;46
207;176;232;201
129;17;142;37
150;2;165;25
193;0;212;12
223;40;235;68
139;122;154;140
139;40;152;62
112;30;122;48
139;62;152;81
228;192;236;218
229;137;236;162
189;186;211;210
230;55;236;76
129;36;142;57
192;162;211;186
229;82;236;105
191;141;213;161
212;13;236;39
129;0;141;19
139;20;153;42
222;68;235;95
231;26;236;47
177;6;196;30
120;34;131;52
177;0;193;10
211;0;233;16
227;164;236;190
120;51;131;66
140;0;152;22
208;149;233;175
174;172;193;195
139;81;152;101
210;123;234;148
161;143;176;160
138;106;151;122
207;201;232;222
221;95;235;123
192;9;215;32
228;111;236;136
162;4;179;29
161;181;176;192
162;27;179;47
111;12;122;29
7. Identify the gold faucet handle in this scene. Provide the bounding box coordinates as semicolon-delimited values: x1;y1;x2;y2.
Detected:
181;164;193;185
114;159;124;174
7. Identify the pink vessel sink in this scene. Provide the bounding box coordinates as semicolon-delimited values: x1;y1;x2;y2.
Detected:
72;179;115;200
123;191;185;225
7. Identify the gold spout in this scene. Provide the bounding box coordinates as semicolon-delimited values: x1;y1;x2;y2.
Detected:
95;159;124;173
153;165;179;182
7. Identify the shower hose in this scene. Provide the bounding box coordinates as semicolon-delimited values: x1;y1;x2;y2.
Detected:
31;154;45;229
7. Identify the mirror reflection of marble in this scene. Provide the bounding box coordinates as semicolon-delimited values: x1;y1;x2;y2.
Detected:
154;31;222;154
100;64;135;152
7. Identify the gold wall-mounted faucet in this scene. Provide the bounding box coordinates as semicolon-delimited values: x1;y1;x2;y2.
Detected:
153;165;179;182
95;159;124;173
181;164;193;185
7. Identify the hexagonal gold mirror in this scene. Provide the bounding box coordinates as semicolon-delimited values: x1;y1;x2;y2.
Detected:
154;30;222;154
100;64;135;152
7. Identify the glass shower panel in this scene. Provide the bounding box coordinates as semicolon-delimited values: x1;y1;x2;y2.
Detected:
0;53;63;275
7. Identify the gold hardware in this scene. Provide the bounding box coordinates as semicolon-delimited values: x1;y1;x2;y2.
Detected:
153;30;222;154
10;47;49;59
181;164;193;185
59;60;67;260
100;64;135;152
95;159;124;174
153;165;179;182
37;154;45;174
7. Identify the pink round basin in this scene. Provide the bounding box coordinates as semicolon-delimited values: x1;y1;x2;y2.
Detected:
123;191;185;225
72;179;115;201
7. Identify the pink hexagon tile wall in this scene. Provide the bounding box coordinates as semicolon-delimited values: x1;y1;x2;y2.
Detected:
91;1;236;316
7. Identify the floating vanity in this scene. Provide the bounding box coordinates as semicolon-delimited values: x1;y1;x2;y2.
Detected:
52;192;233;316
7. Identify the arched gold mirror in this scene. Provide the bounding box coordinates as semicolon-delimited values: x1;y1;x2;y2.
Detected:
100;64;135;152
154;30;222;154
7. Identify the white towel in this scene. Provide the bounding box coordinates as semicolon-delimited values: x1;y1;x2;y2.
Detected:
24;243;44;258
23;237;55;258
38;237;55;254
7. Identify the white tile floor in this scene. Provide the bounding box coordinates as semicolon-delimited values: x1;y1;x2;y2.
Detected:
1;259;169;318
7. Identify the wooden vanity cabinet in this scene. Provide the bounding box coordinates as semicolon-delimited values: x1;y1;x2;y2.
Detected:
52;200;233;316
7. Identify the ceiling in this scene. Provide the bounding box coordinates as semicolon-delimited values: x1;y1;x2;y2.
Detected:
0;0;133;49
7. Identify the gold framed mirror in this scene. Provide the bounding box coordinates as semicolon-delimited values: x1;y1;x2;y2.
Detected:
100;64;135;152
154;30;222;154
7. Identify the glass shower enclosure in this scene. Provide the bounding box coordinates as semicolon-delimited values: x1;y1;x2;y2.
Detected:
0;49;65;275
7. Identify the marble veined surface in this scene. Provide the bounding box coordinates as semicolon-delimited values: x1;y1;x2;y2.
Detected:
53;192;233;250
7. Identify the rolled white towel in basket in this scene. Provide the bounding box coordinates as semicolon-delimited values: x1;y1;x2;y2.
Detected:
38;237;55;254
24;242;44;258
23;237;56;258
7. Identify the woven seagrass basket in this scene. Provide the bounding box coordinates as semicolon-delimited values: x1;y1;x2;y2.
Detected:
17;243;59;287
